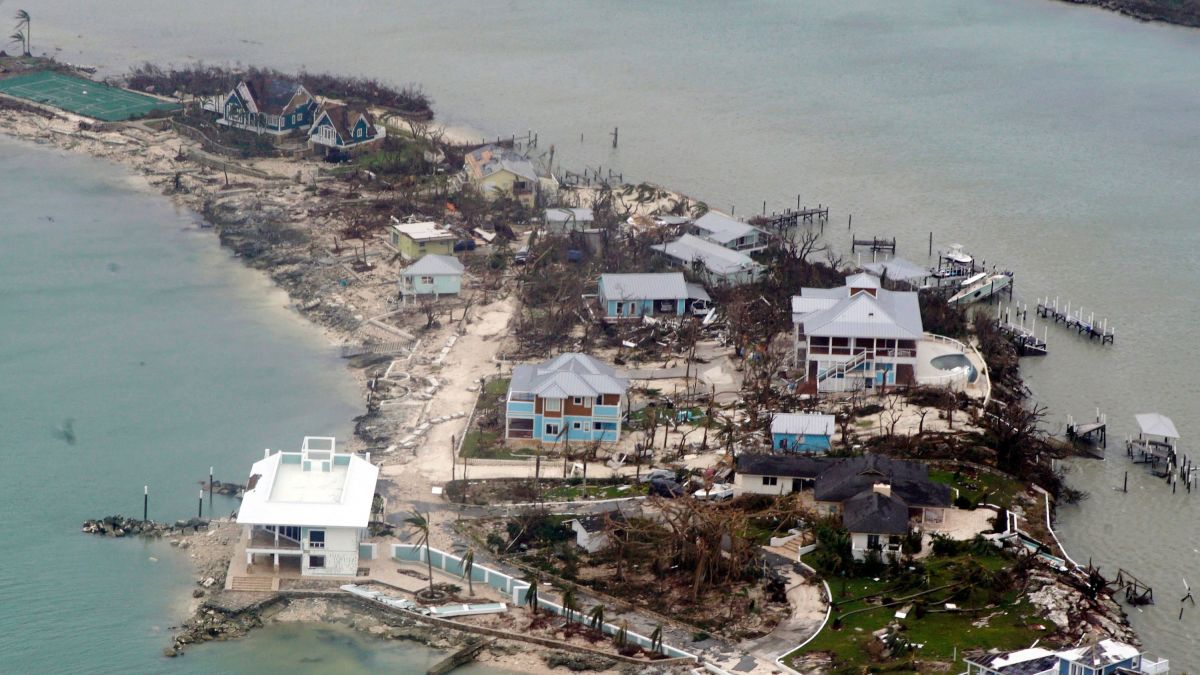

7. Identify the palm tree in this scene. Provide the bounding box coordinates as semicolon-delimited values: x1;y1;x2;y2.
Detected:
649;624;664;654
613;619;629;650
560;584;578;623
454;544;476;597
522;570;540;615
9;30;25;56
587;603;605;632
403;510;434;596
13;10;30;56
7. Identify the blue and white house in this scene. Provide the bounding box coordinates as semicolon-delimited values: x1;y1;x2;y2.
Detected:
309;103;384;154
963;640;1168;675
211;77;318;135
597;272;711;320
505;353;628;444
770;413;836;453
399;254;464;301
689;211;768;252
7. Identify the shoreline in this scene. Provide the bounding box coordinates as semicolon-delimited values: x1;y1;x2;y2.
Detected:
1056;0;1200;29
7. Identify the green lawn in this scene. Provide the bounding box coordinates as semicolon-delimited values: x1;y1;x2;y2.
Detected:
929;468;1025;510
787;553;1051;669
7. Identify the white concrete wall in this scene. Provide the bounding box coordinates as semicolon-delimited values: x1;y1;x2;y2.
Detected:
303;526;360;576
733;472;786;496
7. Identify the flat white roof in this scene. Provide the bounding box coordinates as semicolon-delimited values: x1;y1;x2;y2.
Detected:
391;220;454;241
237;437;379;529
1136;413;1179;439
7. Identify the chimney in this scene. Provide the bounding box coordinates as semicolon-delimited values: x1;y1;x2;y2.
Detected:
873;482;891;498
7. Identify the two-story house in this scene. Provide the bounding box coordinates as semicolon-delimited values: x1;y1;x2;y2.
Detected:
964;640;1168;675
792;273;923;394
309;103;384;155
597;272;711;320
236;436;379;577
389;220;457;260
215;77;318;135
464;144;543;208
505;353;628;444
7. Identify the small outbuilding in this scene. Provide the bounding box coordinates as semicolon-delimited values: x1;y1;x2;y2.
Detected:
399;254;464;300
770;413;836;453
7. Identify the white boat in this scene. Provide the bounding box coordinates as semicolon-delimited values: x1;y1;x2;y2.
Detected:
948;272;1011;306
930;244;975;279
944;244;973;265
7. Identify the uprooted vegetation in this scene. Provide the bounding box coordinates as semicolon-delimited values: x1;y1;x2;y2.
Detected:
123;62;433;117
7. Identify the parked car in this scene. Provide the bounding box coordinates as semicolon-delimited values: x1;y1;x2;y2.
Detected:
692;483;735;501
453;239;477;252
648;477;685;498
639;468;676;484
513;248;529;264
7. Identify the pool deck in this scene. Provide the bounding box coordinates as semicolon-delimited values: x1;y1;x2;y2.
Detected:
915;335;990;401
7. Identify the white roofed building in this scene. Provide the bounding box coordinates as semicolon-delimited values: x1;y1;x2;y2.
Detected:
651;234;763;286
505;353;628;444
689;212;767;252
792;273;923;394
236;437;379;577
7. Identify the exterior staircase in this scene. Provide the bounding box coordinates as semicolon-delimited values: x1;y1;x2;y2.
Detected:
815;350;872;389
229;576;278;592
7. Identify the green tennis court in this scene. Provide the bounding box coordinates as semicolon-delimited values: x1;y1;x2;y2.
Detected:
0;71;179;121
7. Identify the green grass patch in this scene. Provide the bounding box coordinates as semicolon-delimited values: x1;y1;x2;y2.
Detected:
787;553;1050;669
541;482;647;501
929;468;1024;510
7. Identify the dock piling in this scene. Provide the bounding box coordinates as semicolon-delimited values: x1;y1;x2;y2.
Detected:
143;485;149;522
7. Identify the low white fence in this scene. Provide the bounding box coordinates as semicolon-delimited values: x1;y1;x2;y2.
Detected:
393;544;696;660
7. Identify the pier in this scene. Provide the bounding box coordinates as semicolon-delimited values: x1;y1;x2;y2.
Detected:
1035;298;1115;345
996;304;1048;356
1066;410;1107;448
851;235;896;255
763;205;830;230
1114;569;1155;605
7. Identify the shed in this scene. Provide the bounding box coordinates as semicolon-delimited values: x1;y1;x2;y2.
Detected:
770;413;836;453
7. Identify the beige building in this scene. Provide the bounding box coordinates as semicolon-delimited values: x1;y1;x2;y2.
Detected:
463;144;543;208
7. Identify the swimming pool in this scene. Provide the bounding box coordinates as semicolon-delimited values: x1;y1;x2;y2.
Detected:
930;353;978;383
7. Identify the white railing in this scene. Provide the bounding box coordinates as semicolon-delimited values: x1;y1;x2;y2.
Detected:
1141;657;1169;674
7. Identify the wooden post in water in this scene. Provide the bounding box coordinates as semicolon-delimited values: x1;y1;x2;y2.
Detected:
762;200;766;216
929;232;933;256
796;194;801;210
1123;471;1128;493
143;485;149;522
198;489;204;519
611;127;618;148
848;213;852;230
208;466;214;517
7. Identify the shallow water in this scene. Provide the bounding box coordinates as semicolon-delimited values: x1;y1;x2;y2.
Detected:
17;0;1200;665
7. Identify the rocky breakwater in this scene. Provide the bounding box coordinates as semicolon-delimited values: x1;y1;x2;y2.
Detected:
1026;570;1140;646
81;515;210;538
164;594;280;658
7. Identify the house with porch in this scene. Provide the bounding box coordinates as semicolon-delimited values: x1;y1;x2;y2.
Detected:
399;254;463;301
504;353;628;444
689;212;767;252
308;103;384;155
544;207;596;234
389;219;457;260
770;412;835;453
651;234;763;286
213;77;318;135
464;144;543;208
597;272;711;320
792;272;922;394
236;436;379;577
964;640;1168;675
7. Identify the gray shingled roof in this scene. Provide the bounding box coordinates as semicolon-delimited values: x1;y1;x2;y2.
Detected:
469;144;539;182
509;353;628;399
545;207;594;224
841;490;910;535
599;273;689;301
651;234;762;277
734;454;835;479
771;413;836;437
813;455;950;507
402;254;464;277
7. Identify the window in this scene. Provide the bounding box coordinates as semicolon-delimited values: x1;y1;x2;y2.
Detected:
761;476;778;486
867;534;881;550
544;398;561;412
545;423;560;436
418;242;427;249
572;396;590;407
596;395;604;406
278;525;301;542
308;530;325;549
572;421;589;431
309;555;325;569
420;276;435;284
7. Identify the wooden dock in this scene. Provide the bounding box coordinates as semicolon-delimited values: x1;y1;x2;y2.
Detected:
1066;411;1107;447
1035;298;1115;345
851;235;896;255
995;304;1046;355
1114;569;1154;605
763;205;830;229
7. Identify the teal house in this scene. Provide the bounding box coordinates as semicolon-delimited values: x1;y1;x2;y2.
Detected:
399;254;464;301
597;272;711;320
217;77;318;135
309;103;384;154
505;353;628;444
770;413;835;453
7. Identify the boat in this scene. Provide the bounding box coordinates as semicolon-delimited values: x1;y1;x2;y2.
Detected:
944;244;972;265
930;243;975;279
948;272;1012;306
